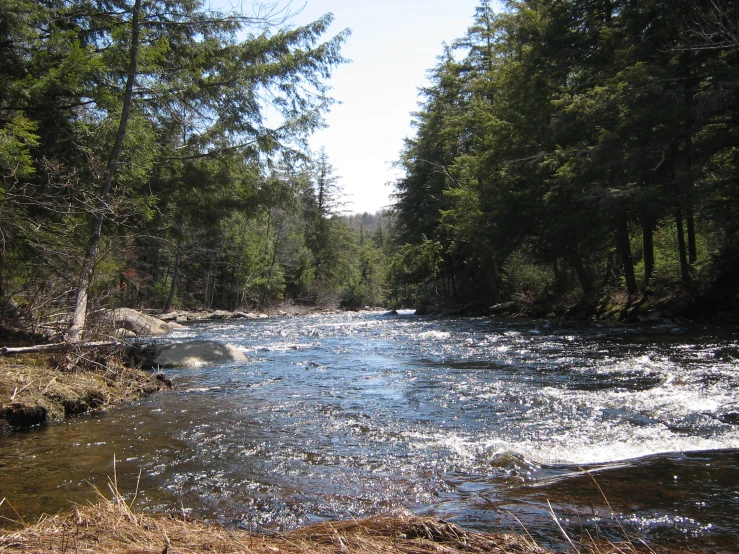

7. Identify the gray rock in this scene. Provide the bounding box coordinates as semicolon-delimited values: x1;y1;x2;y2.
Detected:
207;310;231;320
113;327;137;339
159;311;179;321
107;308;172;336
149;340;248;368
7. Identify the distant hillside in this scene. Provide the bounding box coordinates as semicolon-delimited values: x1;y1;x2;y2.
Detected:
345;210;392;234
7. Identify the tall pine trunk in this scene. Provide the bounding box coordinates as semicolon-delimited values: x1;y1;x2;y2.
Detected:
616;214;638;296
68;0;142;341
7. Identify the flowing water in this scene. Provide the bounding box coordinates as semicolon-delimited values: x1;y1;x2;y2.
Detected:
2;311;739;551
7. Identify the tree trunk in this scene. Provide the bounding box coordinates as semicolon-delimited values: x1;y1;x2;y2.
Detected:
0;229;5;299
569;253;592;296
485;258;501;302
675;209;691;284
641;212;655;286
552;258;565;292
164;243;181;312
603;0;612;23
687;204;697;264
616;214;638;296
67;0;142;342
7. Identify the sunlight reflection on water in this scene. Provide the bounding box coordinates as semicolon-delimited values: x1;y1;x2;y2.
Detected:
1;312;739;549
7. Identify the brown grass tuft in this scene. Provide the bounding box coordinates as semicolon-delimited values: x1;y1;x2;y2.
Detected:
0;500;552;554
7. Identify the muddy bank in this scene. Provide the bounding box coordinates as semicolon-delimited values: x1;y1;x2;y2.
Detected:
0;345;167;431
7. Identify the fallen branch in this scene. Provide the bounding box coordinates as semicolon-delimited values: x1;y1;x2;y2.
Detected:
1;341;119;355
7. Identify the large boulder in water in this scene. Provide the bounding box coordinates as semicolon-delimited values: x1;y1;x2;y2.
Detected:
107;308;172;336
149;340;247;368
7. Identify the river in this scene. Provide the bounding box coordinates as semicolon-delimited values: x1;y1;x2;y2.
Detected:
1;311;739;551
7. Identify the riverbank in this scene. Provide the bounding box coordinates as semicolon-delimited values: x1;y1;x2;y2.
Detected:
0;344;166;431
429;287;739;324
0;495;681;554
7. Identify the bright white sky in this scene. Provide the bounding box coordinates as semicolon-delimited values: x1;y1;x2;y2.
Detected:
279;0;494;214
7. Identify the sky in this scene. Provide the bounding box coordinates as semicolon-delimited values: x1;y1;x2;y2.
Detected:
277;0;491;214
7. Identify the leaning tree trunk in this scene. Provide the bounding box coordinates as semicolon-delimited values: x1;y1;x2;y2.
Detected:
67;0;142;342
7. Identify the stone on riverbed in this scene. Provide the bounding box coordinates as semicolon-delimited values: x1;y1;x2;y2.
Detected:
148;340;248;368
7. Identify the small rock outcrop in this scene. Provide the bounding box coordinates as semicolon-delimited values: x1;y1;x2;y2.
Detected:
148;340;248;368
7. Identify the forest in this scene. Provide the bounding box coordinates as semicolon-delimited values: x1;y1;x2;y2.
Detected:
1;0;738;341
392;0;739;319
0;0;394;340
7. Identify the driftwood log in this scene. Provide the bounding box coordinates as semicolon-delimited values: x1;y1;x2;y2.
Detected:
1;341;119;355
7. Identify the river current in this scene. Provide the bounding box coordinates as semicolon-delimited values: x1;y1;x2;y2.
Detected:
2;311;739;550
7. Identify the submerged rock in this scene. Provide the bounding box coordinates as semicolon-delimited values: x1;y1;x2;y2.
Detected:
148;340;248;368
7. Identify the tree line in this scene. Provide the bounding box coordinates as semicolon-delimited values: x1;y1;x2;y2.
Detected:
0;0;393;339
2;0;737;339
391;0;739;314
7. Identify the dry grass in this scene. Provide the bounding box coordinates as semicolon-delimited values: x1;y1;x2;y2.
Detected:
0;346;163;429
0;501;551;554
0;462;701;554
0;464;551;553
0;498;694;554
